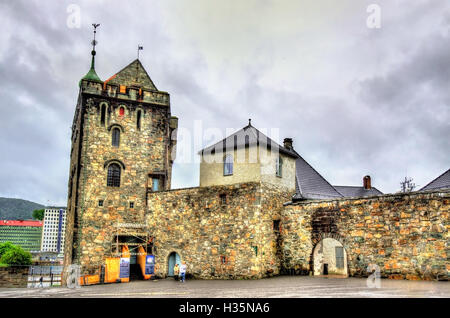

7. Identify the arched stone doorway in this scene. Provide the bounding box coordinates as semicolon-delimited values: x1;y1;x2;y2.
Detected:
167;252;181;277
313;238;348;277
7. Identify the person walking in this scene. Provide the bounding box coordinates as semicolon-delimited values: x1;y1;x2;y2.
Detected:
38;276;44;288
173;263;180;281
179;261;187;283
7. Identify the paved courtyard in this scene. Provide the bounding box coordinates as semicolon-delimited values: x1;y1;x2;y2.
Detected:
0;276;449;298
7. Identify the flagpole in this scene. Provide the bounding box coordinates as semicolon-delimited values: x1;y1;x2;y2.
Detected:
137;45;143;60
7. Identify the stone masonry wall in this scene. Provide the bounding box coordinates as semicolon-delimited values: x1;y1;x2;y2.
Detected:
281;190;449;280
73;96;170;272
64;80;176;277
147;182;293;279
0;267;29;288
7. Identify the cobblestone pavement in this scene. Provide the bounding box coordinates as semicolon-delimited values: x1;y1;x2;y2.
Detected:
0;276;449;298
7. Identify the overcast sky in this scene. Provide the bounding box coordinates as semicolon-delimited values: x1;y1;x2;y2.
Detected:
0;0;449;206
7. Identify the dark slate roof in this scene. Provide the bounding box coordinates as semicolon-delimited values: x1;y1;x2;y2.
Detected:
199;123;300;159
293;157;384;200
294;156;343;200
198;122;386;201
420;168;450;191
334;186;383;198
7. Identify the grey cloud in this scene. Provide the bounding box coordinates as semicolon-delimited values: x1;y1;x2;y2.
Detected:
0;0;449;205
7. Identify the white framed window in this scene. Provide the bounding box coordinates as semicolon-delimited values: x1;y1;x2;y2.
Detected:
223;154;233;176
276;156;283;177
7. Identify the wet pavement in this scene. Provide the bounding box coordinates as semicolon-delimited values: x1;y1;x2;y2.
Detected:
0;276;449;298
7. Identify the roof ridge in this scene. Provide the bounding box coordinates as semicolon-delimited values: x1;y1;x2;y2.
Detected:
334;185;365;188
198;124;298;158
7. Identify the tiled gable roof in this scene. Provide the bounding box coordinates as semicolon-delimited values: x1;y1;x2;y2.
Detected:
104;59;158;91
420;168;450;191
199;123;299;159
293;157;384;200
334;186;383;198
293;155;343;200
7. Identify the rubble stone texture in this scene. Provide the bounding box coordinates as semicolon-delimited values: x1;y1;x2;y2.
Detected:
147;182;293;279
0;267;28;288
282;190;449;281
63;60;177;274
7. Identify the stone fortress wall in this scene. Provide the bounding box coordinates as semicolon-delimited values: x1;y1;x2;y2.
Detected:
147;182;294;279
281;189;449;280
147;182;448;281
64;58;448;282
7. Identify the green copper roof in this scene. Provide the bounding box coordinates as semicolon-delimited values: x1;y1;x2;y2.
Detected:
79;52;103;86
81;67;102;82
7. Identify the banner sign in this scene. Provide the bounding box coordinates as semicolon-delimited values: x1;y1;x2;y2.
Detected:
119;257;130;278
145;255;155;275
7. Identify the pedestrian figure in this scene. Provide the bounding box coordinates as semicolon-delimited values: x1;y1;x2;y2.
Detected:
179;261;187;283
174;263;180;281
38;276;44;288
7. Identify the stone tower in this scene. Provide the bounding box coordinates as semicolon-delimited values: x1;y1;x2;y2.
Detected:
63;39;178;274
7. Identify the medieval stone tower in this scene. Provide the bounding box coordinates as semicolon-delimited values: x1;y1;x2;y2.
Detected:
63;37;178;274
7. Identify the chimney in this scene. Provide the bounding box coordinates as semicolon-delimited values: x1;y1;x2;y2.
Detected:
363;175;372;190
283;138;293;150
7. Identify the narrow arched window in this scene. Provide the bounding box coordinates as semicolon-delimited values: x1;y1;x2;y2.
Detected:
224;154;233;176
112;128;120;147
100;104;106;125
107;164;121;187
137;110;142;130
276;156;283;177
119;107;125;117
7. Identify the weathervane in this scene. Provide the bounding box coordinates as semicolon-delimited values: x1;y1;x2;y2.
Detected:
91;23;100;53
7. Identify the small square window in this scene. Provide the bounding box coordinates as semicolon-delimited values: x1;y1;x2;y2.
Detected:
152;178;159;192
252;246;258;256
273;220;280;232
129;202;134;209
220;255;227;264
219;194;227;205
98;200;104;207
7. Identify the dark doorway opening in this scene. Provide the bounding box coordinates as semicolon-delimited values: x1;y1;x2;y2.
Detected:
113;235;149;281
323;264;328;275
130;264;142;280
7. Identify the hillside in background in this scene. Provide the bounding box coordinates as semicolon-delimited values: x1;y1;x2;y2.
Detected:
0;197;45;220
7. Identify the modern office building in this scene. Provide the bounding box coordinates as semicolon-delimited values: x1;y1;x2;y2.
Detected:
41;207;67;257
0;220;43;251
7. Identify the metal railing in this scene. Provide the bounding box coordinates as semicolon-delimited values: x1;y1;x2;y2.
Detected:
27;265;63;288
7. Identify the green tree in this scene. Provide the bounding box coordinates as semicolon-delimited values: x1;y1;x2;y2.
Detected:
32;209;45;221
0;245;32;266
0;242;15;258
